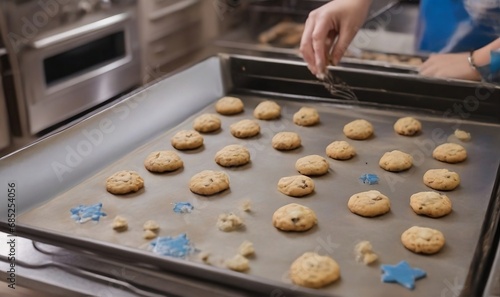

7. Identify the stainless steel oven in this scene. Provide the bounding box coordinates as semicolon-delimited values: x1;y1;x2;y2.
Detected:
0;0;140;136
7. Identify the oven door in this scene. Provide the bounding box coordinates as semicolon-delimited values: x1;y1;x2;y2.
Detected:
19;11;141;135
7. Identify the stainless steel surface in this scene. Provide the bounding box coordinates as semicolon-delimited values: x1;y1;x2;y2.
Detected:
0;232;152;297
0;48;10;150
353;1;420;56
148;0;200;22
363;0;419;34
31;12;132;49
216;0;420;66
0;0;141;135
0;232;260;297
1;54;499;296
482;171;500;297
486;239;500;297
317;70;357;101
0;56;223;215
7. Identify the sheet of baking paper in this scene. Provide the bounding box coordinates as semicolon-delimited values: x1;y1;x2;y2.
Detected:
19;95;500;296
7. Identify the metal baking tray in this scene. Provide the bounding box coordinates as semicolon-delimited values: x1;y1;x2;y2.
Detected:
1;54;500;297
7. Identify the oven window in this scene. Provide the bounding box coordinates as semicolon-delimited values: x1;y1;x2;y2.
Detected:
43;31;126;86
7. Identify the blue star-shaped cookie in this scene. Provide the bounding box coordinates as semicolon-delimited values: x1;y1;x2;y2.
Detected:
381;260;426;290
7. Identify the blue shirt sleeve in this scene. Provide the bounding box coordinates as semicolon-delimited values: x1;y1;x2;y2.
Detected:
478;50;500;83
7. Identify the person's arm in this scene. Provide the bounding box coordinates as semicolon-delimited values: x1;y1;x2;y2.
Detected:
419;38;500;82
300;0;372;76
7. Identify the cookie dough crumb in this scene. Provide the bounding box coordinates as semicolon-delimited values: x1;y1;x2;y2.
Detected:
354;241;378;265
225;254;250;272
241;199;252;212
217;213;244;232
143;229;157;239
238;240;255;257
143;220;160;239
112;216;128;231
363;252;378;264
454;129;471;141
199;251;211;264
143;220;160;231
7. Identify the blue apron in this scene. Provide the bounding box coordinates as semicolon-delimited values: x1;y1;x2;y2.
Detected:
416;0;496;53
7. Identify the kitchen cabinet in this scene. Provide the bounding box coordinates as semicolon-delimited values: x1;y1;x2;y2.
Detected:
138;0;219;83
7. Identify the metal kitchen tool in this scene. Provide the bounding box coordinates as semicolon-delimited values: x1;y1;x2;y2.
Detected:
317;69;358;100
316;43;358;101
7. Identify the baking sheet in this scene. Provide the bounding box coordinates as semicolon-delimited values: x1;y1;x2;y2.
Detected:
18;95;500;296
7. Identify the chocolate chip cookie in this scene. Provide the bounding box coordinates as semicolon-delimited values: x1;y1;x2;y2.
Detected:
277;175;315;197
272;132;302;150
379;150;413;172
394;116;422;136
293;107;320;126
230;119;260;138
272;203;318;231
347;190;391;217
290;252;340;288
401;226;445;254
423;169;460;191
189;170;230;195
215;96;244;115
432;143;467;163
295;155;329;176
171;130;204;150
193;113;221;133
106;170;144;195
144;151;183;173
253;100;281;120
343;119;374;140
410;191;452;218
215;144;251;167
326;140;356;160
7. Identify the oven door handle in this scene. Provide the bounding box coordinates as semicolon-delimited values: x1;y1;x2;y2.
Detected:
30;12;131;49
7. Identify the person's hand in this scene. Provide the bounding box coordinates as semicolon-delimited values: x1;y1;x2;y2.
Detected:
419;53;481;81
300;0;372;76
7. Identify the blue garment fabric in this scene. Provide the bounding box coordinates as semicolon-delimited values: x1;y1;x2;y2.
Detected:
478;49;500;82
417;0;500;82
416;0;496;53
465;0;500;32
491;50;500;73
